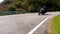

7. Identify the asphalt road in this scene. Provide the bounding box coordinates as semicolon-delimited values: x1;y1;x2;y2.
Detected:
0;12;60;34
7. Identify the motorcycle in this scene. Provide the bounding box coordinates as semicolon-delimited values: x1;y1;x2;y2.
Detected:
38;10;46;15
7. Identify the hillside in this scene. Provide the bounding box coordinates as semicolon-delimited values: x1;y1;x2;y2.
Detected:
0;0;13;11
0;0;60;12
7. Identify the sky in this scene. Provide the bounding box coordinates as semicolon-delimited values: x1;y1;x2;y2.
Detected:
0;0;4;3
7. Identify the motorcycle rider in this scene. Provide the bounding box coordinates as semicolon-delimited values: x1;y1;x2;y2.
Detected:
38;6;46;15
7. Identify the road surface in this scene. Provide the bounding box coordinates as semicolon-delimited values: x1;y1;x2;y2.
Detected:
0;12;60;34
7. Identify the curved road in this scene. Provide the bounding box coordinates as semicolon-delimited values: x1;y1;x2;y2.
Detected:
0;12;60;34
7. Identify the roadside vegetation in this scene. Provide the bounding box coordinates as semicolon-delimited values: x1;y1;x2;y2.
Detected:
0;0;60;12
48;15;60;34
0;0;60;15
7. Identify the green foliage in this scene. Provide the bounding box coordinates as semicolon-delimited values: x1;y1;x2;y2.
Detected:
6;4;16;11
28;6;34;12
15;1;21;8
1;0;60;12
16;9;25;13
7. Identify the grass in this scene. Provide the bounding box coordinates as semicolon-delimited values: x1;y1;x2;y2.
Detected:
49;15;60;34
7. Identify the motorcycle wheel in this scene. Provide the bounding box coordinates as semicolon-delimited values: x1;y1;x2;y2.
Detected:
38;12;41;15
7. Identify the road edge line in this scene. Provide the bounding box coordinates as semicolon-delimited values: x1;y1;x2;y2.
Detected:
28;16;53;34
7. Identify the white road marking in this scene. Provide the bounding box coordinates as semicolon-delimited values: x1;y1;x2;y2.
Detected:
28;16;53;34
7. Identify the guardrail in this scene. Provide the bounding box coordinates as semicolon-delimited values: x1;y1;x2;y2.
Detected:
0;11;25;15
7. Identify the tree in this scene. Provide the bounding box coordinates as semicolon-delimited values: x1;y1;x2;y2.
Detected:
15;1;22;8
6;4;16;11
1;0;60;11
